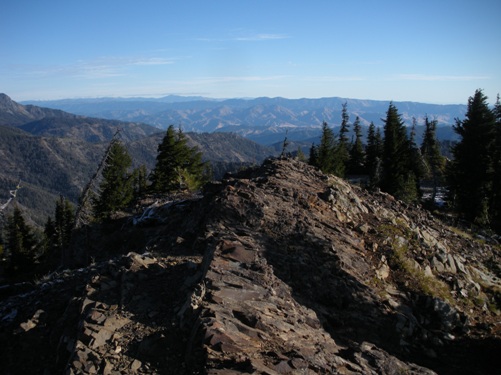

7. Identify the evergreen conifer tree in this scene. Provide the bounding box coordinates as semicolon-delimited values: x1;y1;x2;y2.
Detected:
408;117;426;199
296;146;306;162
365;122;383;189
150;125;183;192
448;89;497;226
150;125;209;193
43;216;56;255
312;121;337;174
348;116;366;175
308;143;318;167
421;116;445;204
335;102;351;177
381;103;418;202
43;196;75;268
492;95;501;229
56;196;75;247
93;140;134;219
6;207;37;271
131;165;148;199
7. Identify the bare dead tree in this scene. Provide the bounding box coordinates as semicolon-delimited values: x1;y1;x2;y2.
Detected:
280;130;290;158
65;129;123;266
0;180;22;212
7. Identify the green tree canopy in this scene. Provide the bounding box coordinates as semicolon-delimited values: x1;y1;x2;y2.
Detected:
93;140;134;219
381;103;418;202
43;196;75;268
308;143;318;167
421;115;445;204
492;95;501;229
335;102;351;177
310;121;337;174
150;125;210;193
448;89;497;226
408;117;426;199
365;122;383;189
296;146;306;162
131;164;149;198
348;116;366;175
6;207;38;271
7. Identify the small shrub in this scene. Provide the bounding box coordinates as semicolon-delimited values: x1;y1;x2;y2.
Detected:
377;221;453;303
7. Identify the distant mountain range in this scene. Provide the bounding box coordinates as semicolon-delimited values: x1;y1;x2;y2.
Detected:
0;93;159;143
23;95;467;144
0;94;274;226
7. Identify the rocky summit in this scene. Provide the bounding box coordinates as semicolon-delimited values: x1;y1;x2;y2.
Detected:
1;158;500;374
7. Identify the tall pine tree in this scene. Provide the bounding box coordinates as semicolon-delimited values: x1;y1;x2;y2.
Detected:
296;146;307;162
335;102;351;177
408;117;426;199
150;125;209;193
448;89;497;226
6;207;38;272
421;115;445;204
55;196;74;248
93;140;134;219
311;121;337;174
365;122;383;189
308;143;318;167
348;116;366;175
131;164;149;199
43;196;75;269
381;103;418;202
492;95;501;230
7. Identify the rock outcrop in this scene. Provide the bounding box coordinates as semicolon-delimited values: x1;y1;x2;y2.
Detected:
1;158;500;374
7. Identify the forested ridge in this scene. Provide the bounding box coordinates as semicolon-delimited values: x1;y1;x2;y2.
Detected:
309;89;501;232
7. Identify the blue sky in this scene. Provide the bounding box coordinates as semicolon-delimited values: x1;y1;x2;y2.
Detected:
1;0;500;104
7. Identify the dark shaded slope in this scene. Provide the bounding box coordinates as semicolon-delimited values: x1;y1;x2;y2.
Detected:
18;116;159;143
0;125;105;224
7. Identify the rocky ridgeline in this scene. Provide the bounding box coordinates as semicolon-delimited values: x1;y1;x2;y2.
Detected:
1;158;500;374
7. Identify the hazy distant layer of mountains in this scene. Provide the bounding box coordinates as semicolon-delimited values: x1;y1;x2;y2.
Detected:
23;95;467;144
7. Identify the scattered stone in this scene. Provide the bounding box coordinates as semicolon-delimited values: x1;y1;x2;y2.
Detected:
424;265;434;277
376;256;391;280
445;254;457;274
130;359;142;372
103;360;114;375
431;257;445;273
19;309;44;332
